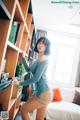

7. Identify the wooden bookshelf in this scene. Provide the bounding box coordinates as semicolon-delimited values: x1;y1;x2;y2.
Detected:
26;13;32;32
0;0;11;19
30;24;34;38
0;0;35;120
19;0;30;20
0;85;12;110
0;19;10;68
2;0;15;16
7;41;19;51
20;28;28;52
5;48;18;77
14;1;24;22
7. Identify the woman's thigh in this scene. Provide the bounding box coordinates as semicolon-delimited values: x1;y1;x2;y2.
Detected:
21;96;45;113
36;106;47;120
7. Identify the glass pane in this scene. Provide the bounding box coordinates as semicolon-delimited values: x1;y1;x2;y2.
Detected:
47;31;78;47
54;72;71;83
55;64;72;73
57;46;75;65
47;31;78;85
47;43;57;79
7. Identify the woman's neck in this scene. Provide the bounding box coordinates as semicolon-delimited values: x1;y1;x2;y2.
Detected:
38;54;48;61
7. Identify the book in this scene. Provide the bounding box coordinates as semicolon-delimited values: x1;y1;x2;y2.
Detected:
9;21;20;44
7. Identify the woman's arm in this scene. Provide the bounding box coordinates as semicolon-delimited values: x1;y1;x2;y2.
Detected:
22;57;37;74
22;57;31;72
19;62;48;86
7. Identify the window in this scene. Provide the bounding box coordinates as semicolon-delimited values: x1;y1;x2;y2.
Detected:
47;31;78;87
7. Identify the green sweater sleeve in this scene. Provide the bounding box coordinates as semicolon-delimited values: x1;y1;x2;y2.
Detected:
19;62;48;86
22;57;31;73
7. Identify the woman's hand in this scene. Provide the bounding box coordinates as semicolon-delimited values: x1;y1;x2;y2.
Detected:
12;77;19;86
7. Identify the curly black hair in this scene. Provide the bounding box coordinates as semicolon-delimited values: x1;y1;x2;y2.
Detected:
34;37;51;55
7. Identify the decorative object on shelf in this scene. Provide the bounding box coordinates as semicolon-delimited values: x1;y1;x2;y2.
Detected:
9;21;20;44
0;79;12;91
15;63;25;79
0;72;12;91
0;72;9;82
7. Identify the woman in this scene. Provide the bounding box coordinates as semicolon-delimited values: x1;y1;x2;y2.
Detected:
14;37;53;120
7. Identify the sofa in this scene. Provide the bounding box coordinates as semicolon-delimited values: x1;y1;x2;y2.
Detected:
45;87;80;120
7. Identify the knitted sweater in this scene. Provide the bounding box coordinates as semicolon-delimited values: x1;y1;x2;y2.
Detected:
19;57;50;96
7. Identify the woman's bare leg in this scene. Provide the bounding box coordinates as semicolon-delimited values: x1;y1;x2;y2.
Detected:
20;96;45;120
36;106;47;120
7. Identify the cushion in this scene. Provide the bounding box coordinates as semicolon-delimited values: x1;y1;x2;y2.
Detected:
72;90;80;105
52;88;62;102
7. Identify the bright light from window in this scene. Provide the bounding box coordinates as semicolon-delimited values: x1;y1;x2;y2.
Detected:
47;31;78;86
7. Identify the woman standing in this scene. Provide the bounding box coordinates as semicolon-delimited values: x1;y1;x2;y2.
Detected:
14;37;53;120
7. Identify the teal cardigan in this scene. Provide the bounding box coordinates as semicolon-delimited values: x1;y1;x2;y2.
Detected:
19;57;50;96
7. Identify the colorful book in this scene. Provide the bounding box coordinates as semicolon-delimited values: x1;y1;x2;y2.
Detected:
9;21;19;44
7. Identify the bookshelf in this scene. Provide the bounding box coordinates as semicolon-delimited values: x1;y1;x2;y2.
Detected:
0;0;35;120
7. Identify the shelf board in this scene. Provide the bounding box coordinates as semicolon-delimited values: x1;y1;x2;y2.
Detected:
19;49;22;53
8;98;16;111
24;22;31;39
14;1;24;22
0;0;11;19
29;48;32;51
24;53;28;57
13;108;19;119
20;30;28;51
30;24;34;38
25;53;28;57
8;90;21;112
8;41;19;52
24;22;29;33
19;0;30;20
17;89;22;99
26;13;32;31
14;90;22;119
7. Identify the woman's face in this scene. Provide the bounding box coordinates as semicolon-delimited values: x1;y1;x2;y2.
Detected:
37;41;46;54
